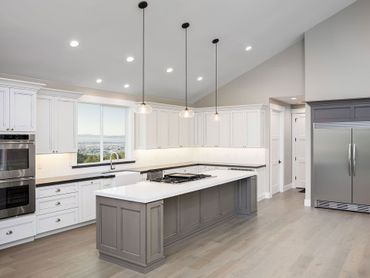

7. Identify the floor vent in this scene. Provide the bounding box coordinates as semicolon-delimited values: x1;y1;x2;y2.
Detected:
316;200;370;213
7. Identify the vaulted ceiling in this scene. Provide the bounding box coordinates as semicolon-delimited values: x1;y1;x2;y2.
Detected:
0;0;355;103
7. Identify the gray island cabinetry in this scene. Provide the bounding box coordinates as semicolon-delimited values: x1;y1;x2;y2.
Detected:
95;170;257;273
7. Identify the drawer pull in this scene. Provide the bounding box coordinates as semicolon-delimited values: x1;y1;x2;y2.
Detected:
55;201;61;206
6;230;13;235
56;218;61;223
56;189;61;193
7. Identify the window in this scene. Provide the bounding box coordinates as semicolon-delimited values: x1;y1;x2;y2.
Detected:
77;103;129;164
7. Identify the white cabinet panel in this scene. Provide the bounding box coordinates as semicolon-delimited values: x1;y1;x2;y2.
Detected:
157;110;169;148
0;214;35;246
231;111;247;147
79;180;101;222
36;96;53;154
9;89;36;132
0;87;9;132
55;98;77;153
168;111;179;148
246;110;264;147
205;112;220;147
219;112;231;147
179;117;194;147
195;112;205;147
36;208;78;234
135;110;157;149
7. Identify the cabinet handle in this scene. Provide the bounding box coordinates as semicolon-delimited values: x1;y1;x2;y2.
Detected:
56;218;61;223
55;201;61;206
56;188;61;193
6;230;13;235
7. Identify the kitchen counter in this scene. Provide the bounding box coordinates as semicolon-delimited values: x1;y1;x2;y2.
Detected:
123;161;266;174
95;169;256;203
36;173;116;187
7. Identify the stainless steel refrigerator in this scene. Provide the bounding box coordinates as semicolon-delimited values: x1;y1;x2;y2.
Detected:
313;122;370;212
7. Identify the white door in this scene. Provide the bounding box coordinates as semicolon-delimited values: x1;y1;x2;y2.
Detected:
292;113;306;188
0;87;10;132
55;98;77;153
205;112;220;147
271;110;283;195
219;111;231;147
9;88;36;132
79;180;101;222
168;111;179;148
231;111;247;147
157;110;169;148
36;96;54;154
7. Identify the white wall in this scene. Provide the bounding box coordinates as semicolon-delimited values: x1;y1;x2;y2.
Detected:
194;40;305;107
305;0;370;101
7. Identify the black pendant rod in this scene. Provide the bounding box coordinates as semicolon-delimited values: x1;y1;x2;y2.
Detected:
139;1;148;104
182;22;190;109
213;38;219;114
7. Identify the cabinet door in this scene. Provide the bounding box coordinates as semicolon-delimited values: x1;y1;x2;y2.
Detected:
135;111;157;149
219;111;231;147
179;117;194;147
36;96;54;154
0;87;9;131
205;112;220;147
194;112;205;147
55;98;77;153
157;110;169;148
231;111;247;147
79;180;101;222
168;111;179;148
247;110;263;147
9;89;36;132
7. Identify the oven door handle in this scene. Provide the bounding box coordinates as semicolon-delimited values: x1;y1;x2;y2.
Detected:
0;177;35;184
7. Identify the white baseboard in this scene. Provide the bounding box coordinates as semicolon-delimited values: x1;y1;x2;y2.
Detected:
304;199;311;207
258;192;272;202
0;236;34;250
283;183;293;192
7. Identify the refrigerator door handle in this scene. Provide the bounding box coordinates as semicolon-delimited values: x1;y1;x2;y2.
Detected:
353;144;356;176
348;144;352;176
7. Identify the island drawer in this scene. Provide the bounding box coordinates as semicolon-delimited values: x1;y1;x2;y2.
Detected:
37;183;78;198
36;208;78;234
36;193;78;215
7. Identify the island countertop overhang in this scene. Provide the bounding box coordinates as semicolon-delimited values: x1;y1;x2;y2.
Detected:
95;170;257;203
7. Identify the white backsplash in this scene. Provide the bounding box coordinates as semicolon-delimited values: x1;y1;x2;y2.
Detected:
36;147;266;179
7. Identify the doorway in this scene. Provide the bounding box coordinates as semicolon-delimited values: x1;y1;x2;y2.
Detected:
270;109;284;195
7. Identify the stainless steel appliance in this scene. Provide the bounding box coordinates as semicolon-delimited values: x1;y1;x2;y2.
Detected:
0;177;35;219
152;173;212;184
0;134;35;180
313;122;370;212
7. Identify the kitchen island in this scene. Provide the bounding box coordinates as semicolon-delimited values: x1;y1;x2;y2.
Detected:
95;170;257;273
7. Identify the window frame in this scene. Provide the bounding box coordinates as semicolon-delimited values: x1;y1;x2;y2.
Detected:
76;101;132;166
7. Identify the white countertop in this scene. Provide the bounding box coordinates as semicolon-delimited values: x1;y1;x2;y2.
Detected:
95;170;256;203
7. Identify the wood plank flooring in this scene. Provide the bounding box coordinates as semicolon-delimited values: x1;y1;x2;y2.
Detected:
1;189;370;278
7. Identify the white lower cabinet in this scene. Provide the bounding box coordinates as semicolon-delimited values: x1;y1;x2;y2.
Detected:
0;214;36;247
78;180;101;222
36;208;79;234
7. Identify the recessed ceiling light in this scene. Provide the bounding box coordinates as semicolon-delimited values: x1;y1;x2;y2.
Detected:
96;78;103;84
291;97;297;100
245;45;253;52
126;56;135;63
197;76;203;81
69;40;79;47
124;84;130;88
166;67;174;73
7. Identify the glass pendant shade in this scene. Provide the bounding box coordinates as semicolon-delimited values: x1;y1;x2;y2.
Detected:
179;107;194;118
212;112;220;121
135;102;152;114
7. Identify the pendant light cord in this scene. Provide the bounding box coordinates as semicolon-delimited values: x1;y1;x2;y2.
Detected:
185;27;188;109
215;42;218;114
142;7;145;104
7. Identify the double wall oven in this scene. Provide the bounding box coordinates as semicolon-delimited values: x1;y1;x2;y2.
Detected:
0;134;35;219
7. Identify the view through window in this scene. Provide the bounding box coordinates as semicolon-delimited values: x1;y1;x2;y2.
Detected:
77;103;127;164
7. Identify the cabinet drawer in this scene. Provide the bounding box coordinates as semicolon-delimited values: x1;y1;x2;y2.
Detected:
36;208;78;234
0;215;35;245
36;193;78;215
37;183;78;198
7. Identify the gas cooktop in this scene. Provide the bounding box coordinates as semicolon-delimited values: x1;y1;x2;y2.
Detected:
152;173;212;184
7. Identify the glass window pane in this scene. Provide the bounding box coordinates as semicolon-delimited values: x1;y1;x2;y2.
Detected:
78;103;101;164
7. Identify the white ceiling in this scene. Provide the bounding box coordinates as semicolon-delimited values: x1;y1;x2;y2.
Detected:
0;0;355;104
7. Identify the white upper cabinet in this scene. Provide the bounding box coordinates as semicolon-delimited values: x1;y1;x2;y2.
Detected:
231;111;247;147
168;111;179;148
135;110;158;149
204;112;220;147
219;111;231;147
36;89;80;154
194;112;205;147
0;87;9;132
157;110;169;148
246;110;264;147
179;117;194;147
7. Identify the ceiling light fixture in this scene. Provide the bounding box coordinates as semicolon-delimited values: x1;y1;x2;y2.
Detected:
124;84;130;88
179;22;194;119
69;40;79;47
212;38;220;121
135;1;152;114
126;56;135;62
245;45;253;51
197;76;203;81
291;97;297;100
166;67;174;73
96;78;103;84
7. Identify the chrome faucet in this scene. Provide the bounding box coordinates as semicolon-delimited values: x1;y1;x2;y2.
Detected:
109;151;119;171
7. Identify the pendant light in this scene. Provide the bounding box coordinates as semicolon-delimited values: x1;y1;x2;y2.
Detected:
179;22;194;118
212;38;220;121
135;1;152;114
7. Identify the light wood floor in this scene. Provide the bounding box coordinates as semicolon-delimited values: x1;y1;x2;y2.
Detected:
1;189;370;278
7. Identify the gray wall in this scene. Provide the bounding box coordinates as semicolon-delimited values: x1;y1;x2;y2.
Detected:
194;40;305;107
305;0;370;101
